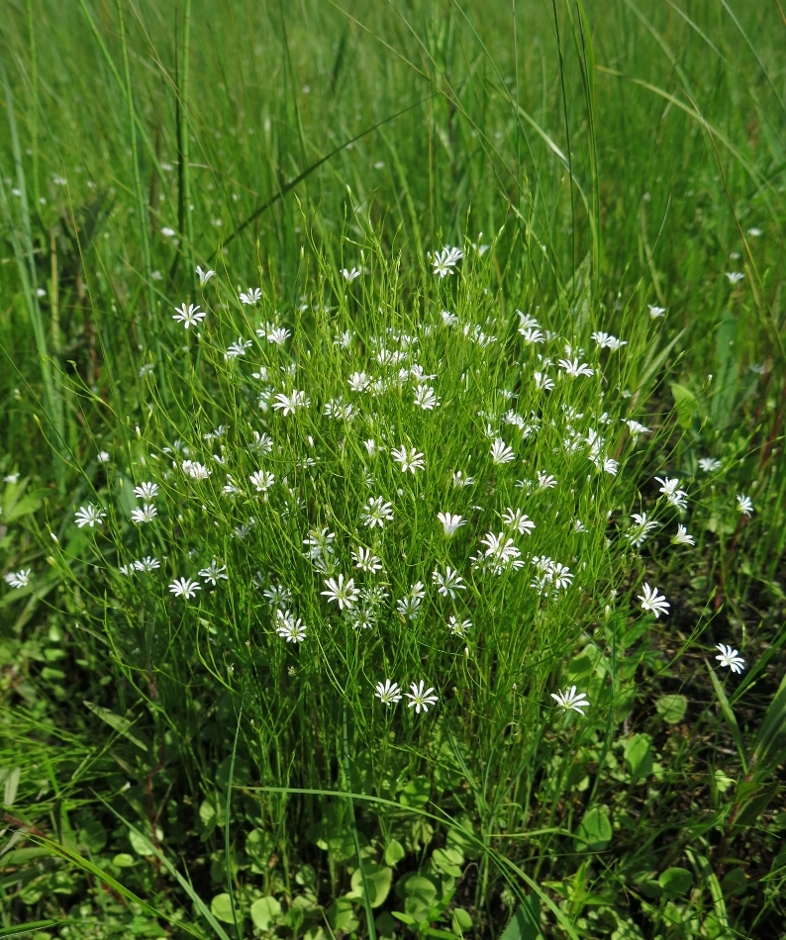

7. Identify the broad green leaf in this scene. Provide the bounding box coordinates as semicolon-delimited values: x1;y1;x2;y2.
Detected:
399;774;431;808
623;734;653;779
384;837;406;866
655;694;688;724
575;806;612;851
658;867;693;898
753;673;786;774
211;893;239;925
350;862;393;908
432;846;464;878
250;896;282;930
671;382;698;430
128;825;161;857
500;897;543;940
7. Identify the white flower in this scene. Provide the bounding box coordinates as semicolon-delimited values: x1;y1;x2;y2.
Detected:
341;267;361;282
638;583;670;618
451;471;475;488
558;358;594;378
725;272;744;283
134;482;159;500
736;494;754;516
533;371;555;391
168;577;201;599
698;457;722;472
131;503;157;524
348;371;371;392
715;643;745;674
536;471;558;489
519;328;544;344
266;327;291;346
239;287;262;305
272;390;310;416
437;512;466;537
672;524;695;546
375;679;402;705
447;615;472;637
627;512;658;547
275;609;307;643
502;507;535;535
655;476;689;510
516;311;540;331
351;546;383;573
133;556;160;573
4;569;31;589
625;420;650;438
551;686;589;715
97;451;111;464
431;565;466;599
648;304;666;318
490;438;516;465
432;246;463;278
195;265;215;286
250;469;275;493
413;385;440;410
172;303;207;329
75;504;106;528
182;460;211;480
198;560;228;585
321;574;360;610
3;473;20;484
391;445;425;474
361;496;394;528
225;337;253;359
405;680;438;714
591;331;627;350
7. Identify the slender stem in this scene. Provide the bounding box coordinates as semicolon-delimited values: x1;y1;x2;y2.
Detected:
115;1;160;369
179;0;195;289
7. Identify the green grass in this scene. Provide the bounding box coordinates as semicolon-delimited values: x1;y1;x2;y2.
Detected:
1;2;785;938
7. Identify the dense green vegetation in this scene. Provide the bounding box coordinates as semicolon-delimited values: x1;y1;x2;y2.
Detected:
1;1;785;938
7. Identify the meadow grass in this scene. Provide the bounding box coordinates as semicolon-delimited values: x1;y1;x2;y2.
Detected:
1;2;785;938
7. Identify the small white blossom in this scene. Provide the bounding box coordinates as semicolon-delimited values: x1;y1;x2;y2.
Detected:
134;482;159;500
341;267;361;282
75;504;106;528
648;304;666;318
725;272;744;284
275;609;307;643
490;438;516;465
351;546;383;573
172;303;206;329
551;686;589;715
431;565;466;599
672;524;695;546
168;577;201;599
391;445;425;474
405;680;438;714
432;246;463;278
715;643;745;674
196;265;215;286
4;569;31;589
736;494;754;516
638;583;670;618
437;512;466;537
361;497;394;528
698;457;722;473
239;287;262;305
199;561;228;585
321;574;360;610
375;679;402;705
250;469;275;493
131;503;158;524
272;390;310;415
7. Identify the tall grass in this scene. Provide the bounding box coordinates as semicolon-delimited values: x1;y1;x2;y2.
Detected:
1;2;785;937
